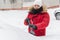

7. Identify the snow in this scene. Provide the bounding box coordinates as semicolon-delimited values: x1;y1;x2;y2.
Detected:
0;8;60;40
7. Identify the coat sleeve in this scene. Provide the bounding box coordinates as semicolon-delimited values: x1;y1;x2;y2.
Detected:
35;12;50;29
24;14;29;25
24;19;28;25
24;12;32;26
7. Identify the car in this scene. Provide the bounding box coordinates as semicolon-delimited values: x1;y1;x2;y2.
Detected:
54;9;60;20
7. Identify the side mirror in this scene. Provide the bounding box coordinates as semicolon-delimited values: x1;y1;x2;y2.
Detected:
55;12;60;20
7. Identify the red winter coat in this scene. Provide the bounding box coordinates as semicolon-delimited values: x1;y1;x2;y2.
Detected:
24;12;50;36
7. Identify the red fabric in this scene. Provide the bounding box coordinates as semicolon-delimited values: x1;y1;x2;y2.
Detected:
28;27;46;36
24;12;50;36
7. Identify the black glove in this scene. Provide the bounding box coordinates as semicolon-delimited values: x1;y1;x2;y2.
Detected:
25;18;37;30
29;24;37;30
25;18;30;24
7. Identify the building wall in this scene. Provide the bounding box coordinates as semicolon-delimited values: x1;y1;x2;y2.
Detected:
43;0;59;7
0;0;59;10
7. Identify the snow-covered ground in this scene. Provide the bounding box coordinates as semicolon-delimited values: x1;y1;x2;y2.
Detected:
0;8;60;40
